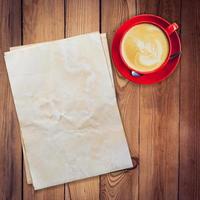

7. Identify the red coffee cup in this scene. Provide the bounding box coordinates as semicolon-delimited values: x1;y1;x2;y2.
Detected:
119;17;179;75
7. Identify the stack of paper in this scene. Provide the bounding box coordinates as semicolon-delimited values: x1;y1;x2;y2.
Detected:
4;32;132;190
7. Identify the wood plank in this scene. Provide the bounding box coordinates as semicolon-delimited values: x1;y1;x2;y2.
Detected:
100;1;139;200
65;0;99;35
22;0;65;199
0;0;22;72
65;0;99;199
0;0;22;199
0;74;22;200
179;0;200;199
23;0;64;43
137;0;181;199
68;178;99;200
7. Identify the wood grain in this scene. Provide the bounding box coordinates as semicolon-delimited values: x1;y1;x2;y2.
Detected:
179;0;200;199
100;1;139;199
137;0;181;199
0;74;22;200
65;0;99;36
68;178;99;200
0;0;22;72
0;0;22;199
23;0;64;43
65;0;100;199
1;1;200;199
23;0;65;199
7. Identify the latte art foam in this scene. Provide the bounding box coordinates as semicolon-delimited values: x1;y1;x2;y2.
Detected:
121;23;169;72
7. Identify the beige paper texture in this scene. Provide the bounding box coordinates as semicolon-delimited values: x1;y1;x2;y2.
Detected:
5;32;132;190
11;34;115;185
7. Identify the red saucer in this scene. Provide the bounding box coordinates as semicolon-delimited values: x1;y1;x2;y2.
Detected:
111;14;181;84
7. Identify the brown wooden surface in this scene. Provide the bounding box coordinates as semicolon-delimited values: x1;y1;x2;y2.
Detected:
65;1;99;199
0;0;199;199
0;1;22;200
179;0;200;199
100;1;139;200
22;0;65;199
138;1;181;200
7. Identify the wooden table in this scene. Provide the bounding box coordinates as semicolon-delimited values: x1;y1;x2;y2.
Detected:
0;0;199;199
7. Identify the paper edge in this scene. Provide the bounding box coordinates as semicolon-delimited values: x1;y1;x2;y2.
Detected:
8;33;133;189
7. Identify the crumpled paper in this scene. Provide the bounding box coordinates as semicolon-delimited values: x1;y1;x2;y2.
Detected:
11;34;116;185
11;33;116;185
5;32;132;190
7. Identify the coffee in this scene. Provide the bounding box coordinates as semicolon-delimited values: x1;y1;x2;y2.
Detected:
121;23;169;73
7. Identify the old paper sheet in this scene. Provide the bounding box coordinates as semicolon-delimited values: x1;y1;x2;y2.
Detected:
10;34;115;185
5;32;132;190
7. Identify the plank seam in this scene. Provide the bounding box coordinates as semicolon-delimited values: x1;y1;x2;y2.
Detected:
21;0;23;45
64;0;66;38
64;1;71;199
177;0;183;199
99;0;102;199
64;181;65;200
99;0;102;33
137;1;141;199
21;0;24;199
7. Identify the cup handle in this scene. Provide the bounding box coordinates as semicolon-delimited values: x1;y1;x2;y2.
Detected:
166;23;179;35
